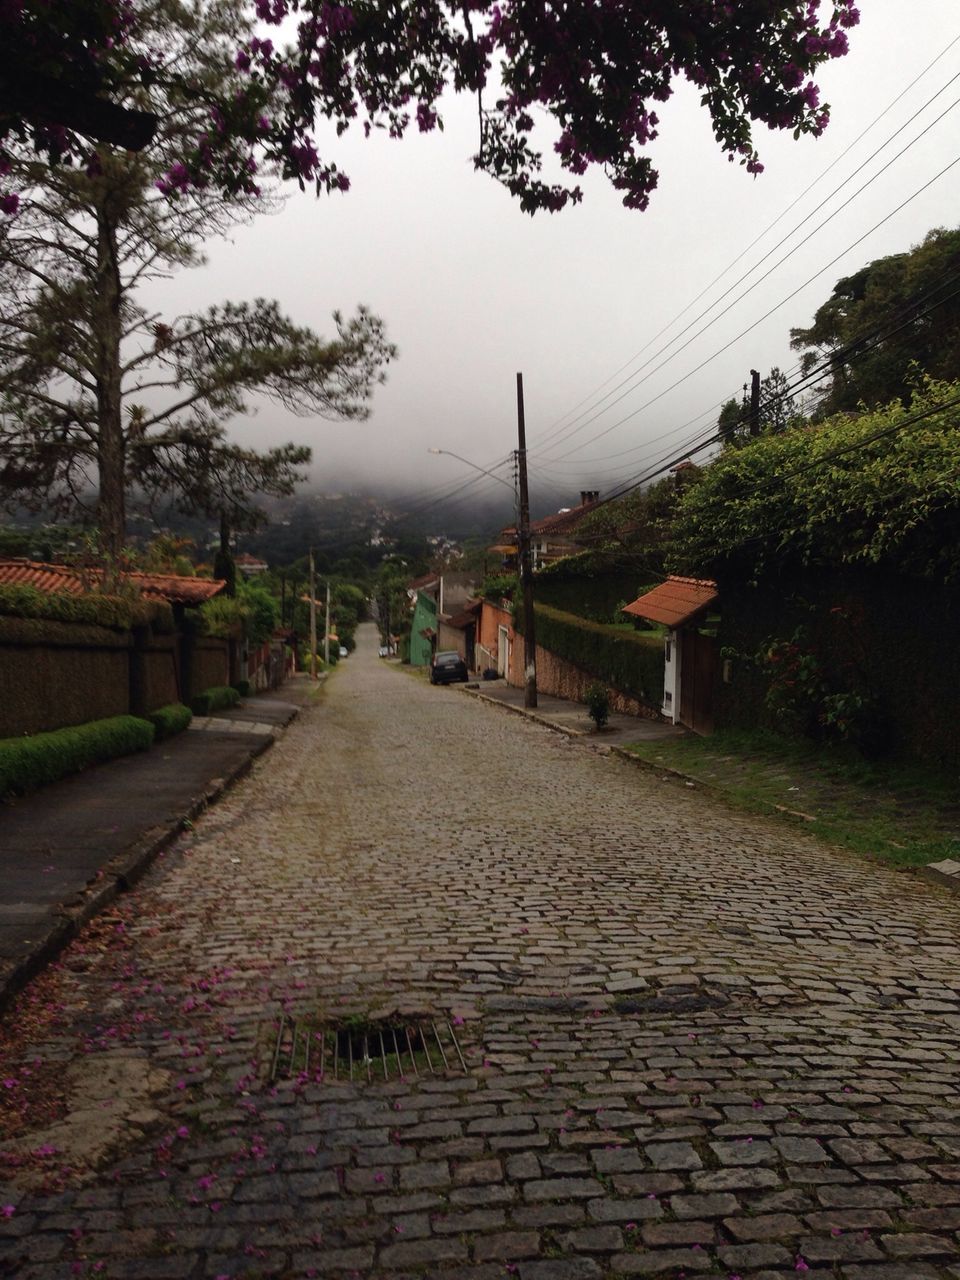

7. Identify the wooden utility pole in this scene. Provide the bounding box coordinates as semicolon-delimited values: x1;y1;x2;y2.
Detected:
309;549;317;681
516;372;537;709
749;368;761;436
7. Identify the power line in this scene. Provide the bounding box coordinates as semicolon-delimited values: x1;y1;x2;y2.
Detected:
535;153;960;469
527;32;960;456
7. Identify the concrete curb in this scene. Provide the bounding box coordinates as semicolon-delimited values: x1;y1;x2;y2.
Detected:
464;687;588;739
0;723;283;1018
465;686;845;830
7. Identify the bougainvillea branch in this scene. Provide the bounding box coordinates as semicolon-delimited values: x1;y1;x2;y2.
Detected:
2;0;860;215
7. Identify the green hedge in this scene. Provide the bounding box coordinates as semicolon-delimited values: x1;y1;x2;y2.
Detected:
530;604;665;708
191;685;241;716
0;715;155;798
0;615;131;649
232;679;251;697
0;583;173;633
146;703;193;740
533;554;649;623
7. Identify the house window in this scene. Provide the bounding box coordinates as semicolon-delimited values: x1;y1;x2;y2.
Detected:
664;639;672;663
664;691;672;705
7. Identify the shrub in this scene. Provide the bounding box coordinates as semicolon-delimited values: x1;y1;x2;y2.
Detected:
528;604;664;708
232;679;251;697
191;685;241;716
584;682;610;730
0;582;173;632
0;715;154;798
146;703;193;741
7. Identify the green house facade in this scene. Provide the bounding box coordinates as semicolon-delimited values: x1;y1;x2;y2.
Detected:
409;590;438;667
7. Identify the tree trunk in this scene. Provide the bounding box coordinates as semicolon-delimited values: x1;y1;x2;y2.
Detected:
94;190;126;565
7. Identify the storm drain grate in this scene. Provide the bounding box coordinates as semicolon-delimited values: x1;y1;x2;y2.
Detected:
268;1015;468;1083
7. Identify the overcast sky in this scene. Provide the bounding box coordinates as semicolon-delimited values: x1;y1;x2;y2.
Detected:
143;0;960;523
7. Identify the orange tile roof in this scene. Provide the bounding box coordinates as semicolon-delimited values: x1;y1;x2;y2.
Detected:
622;576;718;628
0;559;225;605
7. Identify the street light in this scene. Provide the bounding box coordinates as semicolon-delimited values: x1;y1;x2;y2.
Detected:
427;448;516;493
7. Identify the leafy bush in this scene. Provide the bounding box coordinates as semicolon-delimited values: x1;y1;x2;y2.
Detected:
670;378;960;583
232;679;251;697
0;715;154;798
584;682;610;730
200;583;279;646
191;685;241;716
529;604;664;708
146;703;193;740
0;582;172;632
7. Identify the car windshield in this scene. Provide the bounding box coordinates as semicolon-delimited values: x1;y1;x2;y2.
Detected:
435;653;460;664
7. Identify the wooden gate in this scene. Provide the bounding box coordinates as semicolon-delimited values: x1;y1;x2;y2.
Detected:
679;629;717;735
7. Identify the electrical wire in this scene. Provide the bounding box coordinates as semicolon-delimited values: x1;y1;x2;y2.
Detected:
536;152;960;468
526;32;960;455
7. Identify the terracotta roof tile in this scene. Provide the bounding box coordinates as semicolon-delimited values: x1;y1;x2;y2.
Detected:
622;575;718;628
0;559;225;605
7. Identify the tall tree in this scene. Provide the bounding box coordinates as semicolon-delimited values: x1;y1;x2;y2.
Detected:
758;365;800;433
2;1;860;215
0;0;394;559
790;226;960;417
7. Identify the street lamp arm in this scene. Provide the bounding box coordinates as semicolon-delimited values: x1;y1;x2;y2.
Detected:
427;448;516;493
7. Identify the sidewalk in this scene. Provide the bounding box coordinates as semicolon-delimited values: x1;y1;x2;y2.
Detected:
463;676;686;747
0;678;313;1014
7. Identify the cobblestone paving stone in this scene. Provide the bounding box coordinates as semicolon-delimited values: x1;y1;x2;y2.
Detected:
3;623;960;1279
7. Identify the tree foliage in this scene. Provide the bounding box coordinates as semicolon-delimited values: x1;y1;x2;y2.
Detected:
0;0;395;558
790;226;960;417
575;476;683;579
669;379;960;584
2;1;860;215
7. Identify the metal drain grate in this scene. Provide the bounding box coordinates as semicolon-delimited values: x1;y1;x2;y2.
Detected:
268;1016;468;1083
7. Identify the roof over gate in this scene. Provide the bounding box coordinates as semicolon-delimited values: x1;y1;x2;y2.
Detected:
622;575;718;628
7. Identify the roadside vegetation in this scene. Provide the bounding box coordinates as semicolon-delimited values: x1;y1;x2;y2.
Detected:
625;729;960;870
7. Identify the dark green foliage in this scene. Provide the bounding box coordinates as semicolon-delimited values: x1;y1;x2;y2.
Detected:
670;380;960;584
0;583;173;632
232;679;251;697
534;553;650;622
714;570;960;766
480;572;518;602
530;604;664;709
213;547;237;597
0;715;155;798
191;685;241;716
0;615;130;649
146;703;193;741
584;682;611;729
790;226;960;417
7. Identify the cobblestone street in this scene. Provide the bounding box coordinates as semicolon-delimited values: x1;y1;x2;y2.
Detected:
4;621;960;1279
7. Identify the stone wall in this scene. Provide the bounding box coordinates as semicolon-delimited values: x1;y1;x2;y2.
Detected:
505;637;660;721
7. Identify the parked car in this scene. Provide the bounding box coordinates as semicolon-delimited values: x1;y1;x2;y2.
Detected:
430;650;468;684
339;646;348;658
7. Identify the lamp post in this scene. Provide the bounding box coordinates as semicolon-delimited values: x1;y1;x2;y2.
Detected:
427;436;537;707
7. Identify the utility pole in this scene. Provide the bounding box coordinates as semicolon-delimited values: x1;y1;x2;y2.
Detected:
324;580;331;666
516;371;537;709
309;549;317;681
749;368;761;436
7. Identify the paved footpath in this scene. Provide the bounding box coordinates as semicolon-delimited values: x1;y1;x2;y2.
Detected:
3;623;960;1279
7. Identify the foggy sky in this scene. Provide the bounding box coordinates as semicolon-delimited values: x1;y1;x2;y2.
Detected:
140;0;960;526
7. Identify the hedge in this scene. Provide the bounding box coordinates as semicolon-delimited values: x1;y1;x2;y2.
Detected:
0;615;131;649
192;685;241;716
534;553;649;623
0;583;174;633
529;604;665;708
0;715;155;798
146;703;193;740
